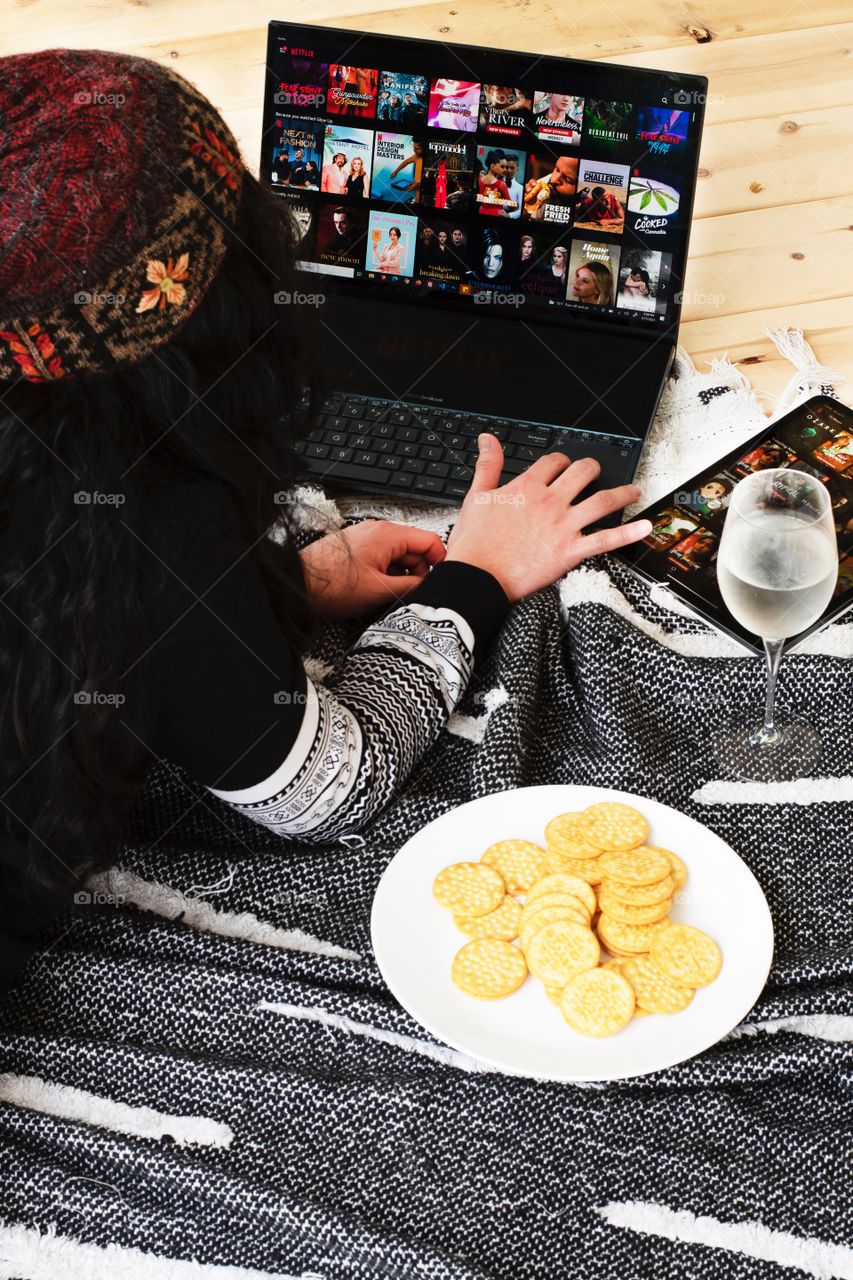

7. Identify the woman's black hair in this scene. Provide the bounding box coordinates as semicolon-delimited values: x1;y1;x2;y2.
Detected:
0;170;326;895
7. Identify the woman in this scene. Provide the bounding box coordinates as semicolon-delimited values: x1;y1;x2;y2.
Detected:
477;149;511;216
374;224;404;273
550;245;569;290
569;259;614;306
0;49;650;994
618;266;655;312
344;154;367;198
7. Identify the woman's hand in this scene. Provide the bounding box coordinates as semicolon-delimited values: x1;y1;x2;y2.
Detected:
299;519;446;619
444;433;652;603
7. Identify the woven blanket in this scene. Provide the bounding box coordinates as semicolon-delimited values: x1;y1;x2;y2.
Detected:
1;333;851;1280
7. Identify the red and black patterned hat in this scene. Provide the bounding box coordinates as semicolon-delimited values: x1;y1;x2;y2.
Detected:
0;49;244;383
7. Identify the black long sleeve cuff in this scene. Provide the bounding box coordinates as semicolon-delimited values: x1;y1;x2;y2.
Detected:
405;559;511;656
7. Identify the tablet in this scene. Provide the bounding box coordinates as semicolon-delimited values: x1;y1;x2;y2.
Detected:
616;394;853;653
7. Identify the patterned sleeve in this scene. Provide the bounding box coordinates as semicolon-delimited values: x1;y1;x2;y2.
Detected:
205;562;510;839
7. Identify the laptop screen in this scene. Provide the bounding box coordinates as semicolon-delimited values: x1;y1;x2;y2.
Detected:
261;23;707;339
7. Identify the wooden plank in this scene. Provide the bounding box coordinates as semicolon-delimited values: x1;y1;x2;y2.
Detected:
681;295;853;410
4;0;852;57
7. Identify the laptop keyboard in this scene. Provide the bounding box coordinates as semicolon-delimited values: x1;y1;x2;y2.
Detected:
291;394;638;504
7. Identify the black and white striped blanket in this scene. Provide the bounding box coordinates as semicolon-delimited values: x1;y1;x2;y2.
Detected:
0;353;851;1280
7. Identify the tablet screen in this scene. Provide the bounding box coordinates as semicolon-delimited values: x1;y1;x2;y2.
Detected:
618;395;853;651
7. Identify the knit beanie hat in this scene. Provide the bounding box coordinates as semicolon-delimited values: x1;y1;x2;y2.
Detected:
0;49;244;383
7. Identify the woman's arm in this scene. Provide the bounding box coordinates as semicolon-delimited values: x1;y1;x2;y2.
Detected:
143;501;510;842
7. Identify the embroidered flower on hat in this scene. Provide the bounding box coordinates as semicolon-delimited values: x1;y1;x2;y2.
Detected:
136;253;190;314
0;321;65;381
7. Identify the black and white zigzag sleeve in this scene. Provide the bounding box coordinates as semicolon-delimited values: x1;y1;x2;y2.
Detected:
206;563;509;839
141;495;511;843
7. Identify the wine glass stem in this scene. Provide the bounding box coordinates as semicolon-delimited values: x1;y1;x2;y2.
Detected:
750;638;785;748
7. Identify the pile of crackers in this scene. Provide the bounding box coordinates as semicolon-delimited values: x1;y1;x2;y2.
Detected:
432;801;722;1038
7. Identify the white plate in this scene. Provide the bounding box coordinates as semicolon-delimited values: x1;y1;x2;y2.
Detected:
371;784;774;1082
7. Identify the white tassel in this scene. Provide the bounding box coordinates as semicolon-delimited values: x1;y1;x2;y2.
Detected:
763;325;845;416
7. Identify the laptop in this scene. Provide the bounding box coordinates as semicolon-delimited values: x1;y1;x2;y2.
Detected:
261;22;708;510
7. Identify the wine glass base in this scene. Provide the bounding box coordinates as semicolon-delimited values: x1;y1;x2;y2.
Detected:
713;708;822;783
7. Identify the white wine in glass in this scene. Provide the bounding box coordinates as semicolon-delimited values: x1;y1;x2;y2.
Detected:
715;467;838;781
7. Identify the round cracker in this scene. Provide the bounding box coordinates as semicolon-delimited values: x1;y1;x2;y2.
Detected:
544;812;602;859
580;802;649;852
597;913;671;956
660;847;688;893
520;892;590;925
524;874;596;916
451;937;528;1000
525;919;600;985
481;839;547;894
605;873;675;906
544;848;604;884
598;846;670;886
651;923;722;988
519;903;589;952
597;890;672;926
454;894;522;941
559;967;635;1037
545;981;567;1006
433;861;506;916
621;952;695;1013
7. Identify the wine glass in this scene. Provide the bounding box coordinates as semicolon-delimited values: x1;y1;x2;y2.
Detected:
715;467;838;782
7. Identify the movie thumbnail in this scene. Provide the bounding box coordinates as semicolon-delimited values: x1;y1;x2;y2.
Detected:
279;193;317;262
315;204;368;274
321;124;373;197
732;437;798;478
668;527;719;574
626;163;681;239
270;120;323;190
616;248;673;317
533;91;584;145
428;79;480;132
674;470;738;522
634;106;690;164
377;71;429;127
476;145;526;217
421;137;475;212
272;48;329;115
573;159;630;235
516;228;572;300
416;217;469;285
371;132;424;203
642;507;701;553
467;223;517;292
328;65;379;117
812;424;853;474
565;239;621;307
583;100;633;159
522;152;579;224
478;86;535;137
367;210;418;276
